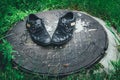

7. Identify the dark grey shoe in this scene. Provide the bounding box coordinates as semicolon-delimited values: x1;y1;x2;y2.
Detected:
26;14;51;46
51;12;76;45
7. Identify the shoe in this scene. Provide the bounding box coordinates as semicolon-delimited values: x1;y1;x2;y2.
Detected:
51;12;76;45
26;14;51;46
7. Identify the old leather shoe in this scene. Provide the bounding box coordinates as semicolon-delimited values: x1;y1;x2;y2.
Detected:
26;14;51;46
51;12;76;45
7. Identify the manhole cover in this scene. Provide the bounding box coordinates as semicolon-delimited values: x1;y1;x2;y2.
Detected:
6;10;108;76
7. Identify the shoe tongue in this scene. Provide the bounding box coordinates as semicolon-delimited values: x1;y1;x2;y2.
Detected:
36;19;41;24
29;19;40;23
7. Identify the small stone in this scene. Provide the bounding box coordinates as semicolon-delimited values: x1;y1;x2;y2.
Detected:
63;63;69;67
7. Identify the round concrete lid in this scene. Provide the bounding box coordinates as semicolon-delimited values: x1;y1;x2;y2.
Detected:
6;10;108;76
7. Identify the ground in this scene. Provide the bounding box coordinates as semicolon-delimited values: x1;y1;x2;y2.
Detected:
0;0;120;80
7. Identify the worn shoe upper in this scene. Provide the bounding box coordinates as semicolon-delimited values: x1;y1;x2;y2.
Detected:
51;12;76;45
26;14;51;46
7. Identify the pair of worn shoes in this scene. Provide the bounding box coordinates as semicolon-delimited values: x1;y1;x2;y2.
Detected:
26;12;76;46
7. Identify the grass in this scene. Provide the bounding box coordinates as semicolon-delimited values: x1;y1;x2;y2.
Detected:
0;0;120;80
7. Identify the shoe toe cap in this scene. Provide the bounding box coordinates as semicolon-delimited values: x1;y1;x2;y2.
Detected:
43;38;51;44
52;37;60;43
52;36;68;44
